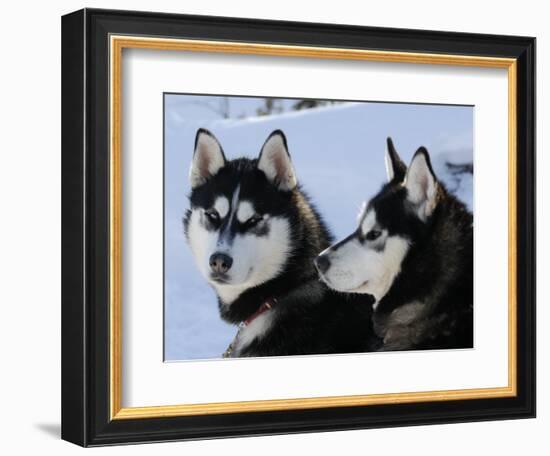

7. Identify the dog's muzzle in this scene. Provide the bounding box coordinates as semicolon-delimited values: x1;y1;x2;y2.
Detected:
209;252;233;274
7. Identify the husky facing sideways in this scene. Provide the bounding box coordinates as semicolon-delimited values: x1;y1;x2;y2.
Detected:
315;138;473;351
184;128;378;357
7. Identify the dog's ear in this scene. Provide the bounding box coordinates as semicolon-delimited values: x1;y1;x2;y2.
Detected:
257;130;297;191
404;147;438;221
189;129;226;189
385;137;407;183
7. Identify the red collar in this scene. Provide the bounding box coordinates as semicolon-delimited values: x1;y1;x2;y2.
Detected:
243;298;276;326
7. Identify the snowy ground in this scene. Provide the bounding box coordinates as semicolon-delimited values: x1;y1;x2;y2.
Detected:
164;95;473;361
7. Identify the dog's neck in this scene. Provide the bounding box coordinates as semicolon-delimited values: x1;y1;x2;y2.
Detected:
216;256;318;324
375;190;473;318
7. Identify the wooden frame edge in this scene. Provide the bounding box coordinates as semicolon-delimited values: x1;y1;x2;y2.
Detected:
108;35;519;421
110;36;123;420
112;386;516;420
507;61;518;396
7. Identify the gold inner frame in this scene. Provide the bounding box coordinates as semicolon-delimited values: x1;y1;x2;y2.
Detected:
109;35;518;420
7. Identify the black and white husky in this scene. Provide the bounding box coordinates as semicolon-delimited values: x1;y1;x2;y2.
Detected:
315;138;473;351
184;128;376;357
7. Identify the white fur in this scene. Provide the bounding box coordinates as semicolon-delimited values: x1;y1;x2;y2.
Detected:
384;145;395;182
356;201;368;223
225;216;291;288
187;205;292;304
189;132;225;188
360;210;377;236
236;201;255;223
319;209;410;302
234;311;274;353
257;134;297;191
186;209;219;280
213;196;229;219
214;283;250;306
405;153;437;221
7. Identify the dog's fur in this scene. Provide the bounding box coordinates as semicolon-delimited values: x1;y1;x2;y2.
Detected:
184;129;377;357
315;138;473;351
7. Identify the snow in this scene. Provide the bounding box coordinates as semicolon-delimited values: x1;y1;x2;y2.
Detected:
164;96;473;361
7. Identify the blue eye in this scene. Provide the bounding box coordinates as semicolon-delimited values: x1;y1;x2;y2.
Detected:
365;230;382;241
244;215;263;228
205;209;220;222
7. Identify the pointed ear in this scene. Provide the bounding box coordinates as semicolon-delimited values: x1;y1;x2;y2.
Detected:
404;147;438;221
384;137;407;183
189;129;226;189
257;130;297;191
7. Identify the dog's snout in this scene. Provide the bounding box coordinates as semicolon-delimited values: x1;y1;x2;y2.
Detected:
314;254;331;274
209;252;233;274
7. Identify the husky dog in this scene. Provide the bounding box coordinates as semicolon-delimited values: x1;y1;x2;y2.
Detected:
184;128;376;357
315;138;473;351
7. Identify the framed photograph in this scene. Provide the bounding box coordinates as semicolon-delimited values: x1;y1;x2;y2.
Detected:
61;8;535;447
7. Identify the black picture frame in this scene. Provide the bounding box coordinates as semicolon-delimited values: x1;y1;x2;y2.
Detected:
62;8;535;447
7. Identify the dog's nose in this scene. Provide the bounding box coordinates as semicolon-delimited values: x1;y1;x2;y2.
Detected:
314;255;331;274
209;252;233;274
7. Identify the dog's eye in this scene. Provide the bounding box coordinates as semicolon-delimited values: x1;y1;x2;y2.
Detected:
204;209;220;223
365;229;382;241
244;215;263;228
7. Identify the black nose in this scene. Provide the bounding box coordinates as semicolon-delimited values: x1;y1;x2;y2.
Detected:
209;252;233;274
314;255;331;274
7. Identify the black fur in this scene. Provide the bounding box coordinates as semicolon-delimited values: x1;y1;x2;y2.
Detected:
370;144;473;351
184;130;378;357
386;137;407;183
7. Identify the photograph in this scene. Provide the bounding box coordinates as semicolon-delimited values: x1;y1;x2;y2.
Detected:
164;94;474;360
